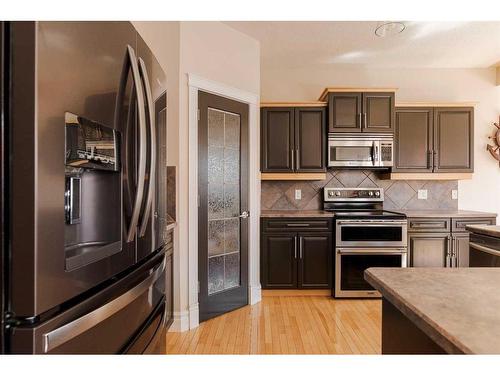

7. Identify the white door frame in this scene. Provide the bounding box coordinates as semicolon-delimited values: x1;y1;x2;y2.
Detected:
187;73;261;329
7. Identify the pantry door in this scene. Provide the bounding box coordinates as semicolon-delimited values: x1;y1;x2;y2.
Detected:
198;91;249;322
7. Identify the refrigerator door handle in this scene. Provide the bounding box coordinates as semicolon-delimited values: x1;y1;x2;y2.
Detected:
42;258;166;353
137;57;156;238
125;45;147;243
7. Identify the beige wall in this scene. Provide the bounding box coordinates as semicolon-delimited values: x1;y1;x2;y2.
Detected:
135;21;260;331
178;21;260;329
132;21;186;328
261;65;500;218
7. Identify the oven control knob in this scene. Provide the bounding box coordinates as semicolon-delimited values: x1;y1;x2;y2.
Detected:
375;191;380;197
335;191;341;196
368;191;374;196
328;191;334;197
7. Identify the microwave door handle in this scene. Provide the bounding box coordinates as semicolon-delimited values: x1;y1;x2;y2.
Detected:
125;45;147;243
138;58;156;238
372;141;376;165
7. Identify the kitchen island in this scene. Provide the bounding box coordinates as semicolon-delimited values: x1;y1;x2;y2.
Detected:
365;267;500;354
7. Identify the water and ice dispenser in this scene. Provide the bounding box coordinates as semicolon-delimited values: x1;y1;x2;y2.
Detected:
64;112;122;271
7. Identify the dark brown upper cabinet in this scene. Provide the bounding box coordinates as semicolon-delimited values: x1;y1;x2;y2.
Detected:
261;106;326;173
393;106;474;173
328;92;395;133
362;92;395;132
261;107;295;172
393;107;434;172
295;107;326;172
433;107;474;173
328;93;362;132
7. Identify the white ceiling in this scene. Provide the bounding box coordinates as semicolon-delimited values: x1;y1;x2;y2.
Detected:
225;21;500;69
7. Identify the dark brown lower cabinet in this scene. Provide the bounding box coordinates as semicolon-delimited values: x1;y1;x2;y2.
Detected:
453;233;470;268
297;233;332;288
261;233;297;288
165;229;174;330
408;232;449;267
261;220;333;289
408;216;496;268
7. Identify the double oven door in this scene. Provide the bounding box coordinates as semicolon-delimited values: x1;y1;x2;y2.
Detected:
335;219;407;298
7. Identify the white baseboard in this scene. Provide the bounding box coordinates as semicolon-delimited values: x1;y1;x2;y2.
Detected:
169;309;190;332
249;283;262;305
189;302;200;329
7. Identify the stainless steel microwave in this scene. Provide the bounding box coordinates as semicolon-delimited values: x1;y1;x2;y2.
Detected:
328;134;394;168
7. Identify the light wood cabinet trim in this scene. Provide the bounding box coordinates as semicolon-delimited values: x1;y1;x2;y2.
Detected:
318;87;398;101
260;172;327;181
260;101;327;108
396;102;478;108
380;173;472;180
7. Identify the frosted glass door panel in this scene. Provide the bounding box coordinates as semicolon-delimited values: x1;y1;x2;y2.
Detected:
207;108;241;295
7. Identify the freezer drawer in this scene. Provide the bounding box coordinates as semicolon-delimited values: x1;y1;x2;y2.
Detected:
123;299;166;354
9;252;166;354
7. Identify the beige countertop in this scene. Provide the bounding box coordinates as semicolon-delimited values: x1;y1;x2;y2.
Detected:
260;210;335;218
261;209;496;219
466;224;500;238
365;267;500;354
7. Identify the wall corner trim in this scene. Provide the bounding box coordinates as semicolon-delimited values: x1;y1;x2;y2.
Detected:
249;284;262;305
169;309;190;332
188;302;200;330
188;73;259;105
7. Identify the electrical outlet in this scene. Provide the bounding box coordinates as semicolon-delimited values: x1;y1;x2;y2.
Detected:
295;189;302;200
417;189;428;200
452;190;458;200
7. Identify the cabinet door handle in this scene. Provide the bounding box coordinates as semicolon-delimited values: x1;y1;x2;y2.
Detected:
286;223;310;227
358;113;362;128
290;148;294;170
364;113;367;129
446;235;452;267
453;237;459;268
433;150;438;171
295;149;299;170
294;236;298;259
299;237;303;259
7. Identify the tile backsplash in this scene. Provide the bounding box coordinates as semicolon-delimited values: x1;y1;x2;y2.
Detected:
261;170;458;211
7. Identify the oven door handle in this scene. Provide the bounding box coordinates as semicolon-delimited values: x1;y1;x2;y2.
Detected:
337;248;407;255
470;242;500;257
336;220;407;226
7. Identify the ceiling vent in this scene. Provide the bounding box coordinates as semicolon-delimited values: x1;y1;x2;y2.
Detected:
375;22;406;37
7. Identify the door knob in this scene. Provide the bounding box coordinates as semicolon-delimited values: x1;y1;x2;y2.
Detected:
239;211;250;219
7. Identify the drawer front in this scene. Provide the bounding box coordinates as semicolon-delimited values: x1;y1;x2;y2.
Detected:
408;218;450;232
261;218;332;232
452;217;496;232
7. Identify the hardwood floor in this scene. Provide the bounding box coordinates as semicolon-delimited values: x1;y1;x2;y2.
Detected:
166;296;382;354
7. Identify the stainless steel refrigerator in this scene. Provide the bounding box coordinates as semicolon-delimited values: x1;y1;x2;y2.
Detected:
0;21;169;354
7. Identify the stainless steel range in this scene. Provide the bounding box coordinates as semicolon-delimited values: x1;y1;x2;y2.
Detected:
323;187;407;298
